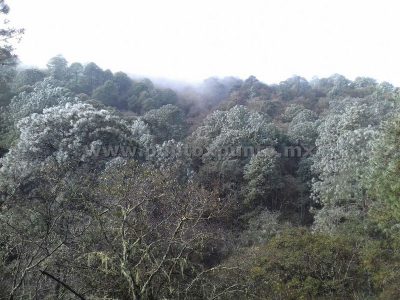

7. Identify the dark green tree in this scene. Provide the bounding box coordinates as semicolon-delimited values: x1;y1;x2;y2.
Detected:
47;55;68;80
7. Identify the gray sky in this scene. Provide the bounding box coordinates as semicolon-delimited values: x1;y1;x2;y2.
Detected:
9;0;400;85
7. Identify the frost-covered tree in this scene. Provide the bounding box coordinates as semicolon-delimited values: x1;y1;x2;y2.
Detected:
352;77;377;89
0;106;14;151
290;109;317;124
281;104;305;122
286;108;318;146
8;77;78;121
322;74;352;98
191;105;278;163
0;102;139;195
130;118;155;148
288;122;318;147
311;96;396;232
242;148;283;208
190;105;280;194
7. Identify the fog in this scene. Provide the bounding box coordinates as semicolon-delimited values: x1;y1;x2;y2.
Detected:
9;0;400;85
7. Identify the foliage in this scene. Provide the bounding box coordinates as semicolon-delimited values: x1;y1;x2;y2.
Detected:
0;0;24;66
367;115;400;222
0;160;230;299
1;48;400;298
8;77;78;121
143;104;186;143
242;148;283;208
189;105;280;199
13;68;46;90
225;228;366;300
311;96;396;232
47;55;68;80
0;102;139;197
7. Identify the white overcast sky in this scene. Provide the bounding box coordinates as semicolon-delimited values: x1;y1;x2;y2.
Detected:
8;0;400;85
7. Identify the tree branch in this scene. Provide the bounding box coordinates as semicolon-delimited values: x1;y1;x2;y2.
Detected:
40;270;85;300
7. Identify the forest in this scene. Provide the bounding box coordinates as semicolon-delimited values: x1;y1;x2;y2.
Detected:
2;1;400;299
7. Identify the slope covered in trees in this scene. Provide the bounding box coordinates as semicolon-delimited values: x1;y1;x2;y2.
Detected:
2;2;400;297
1;54;400;299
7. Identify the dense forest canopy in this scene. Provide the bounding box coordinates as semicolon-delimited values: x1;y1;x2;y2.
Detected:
2;1;400;299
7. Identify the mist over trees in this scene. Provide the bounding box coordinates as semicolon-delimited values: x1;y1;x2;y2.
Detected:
2;1;400;299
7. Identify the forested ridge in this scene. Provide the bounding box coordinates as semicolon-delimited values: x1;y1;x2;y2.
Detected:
2;2;400;300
